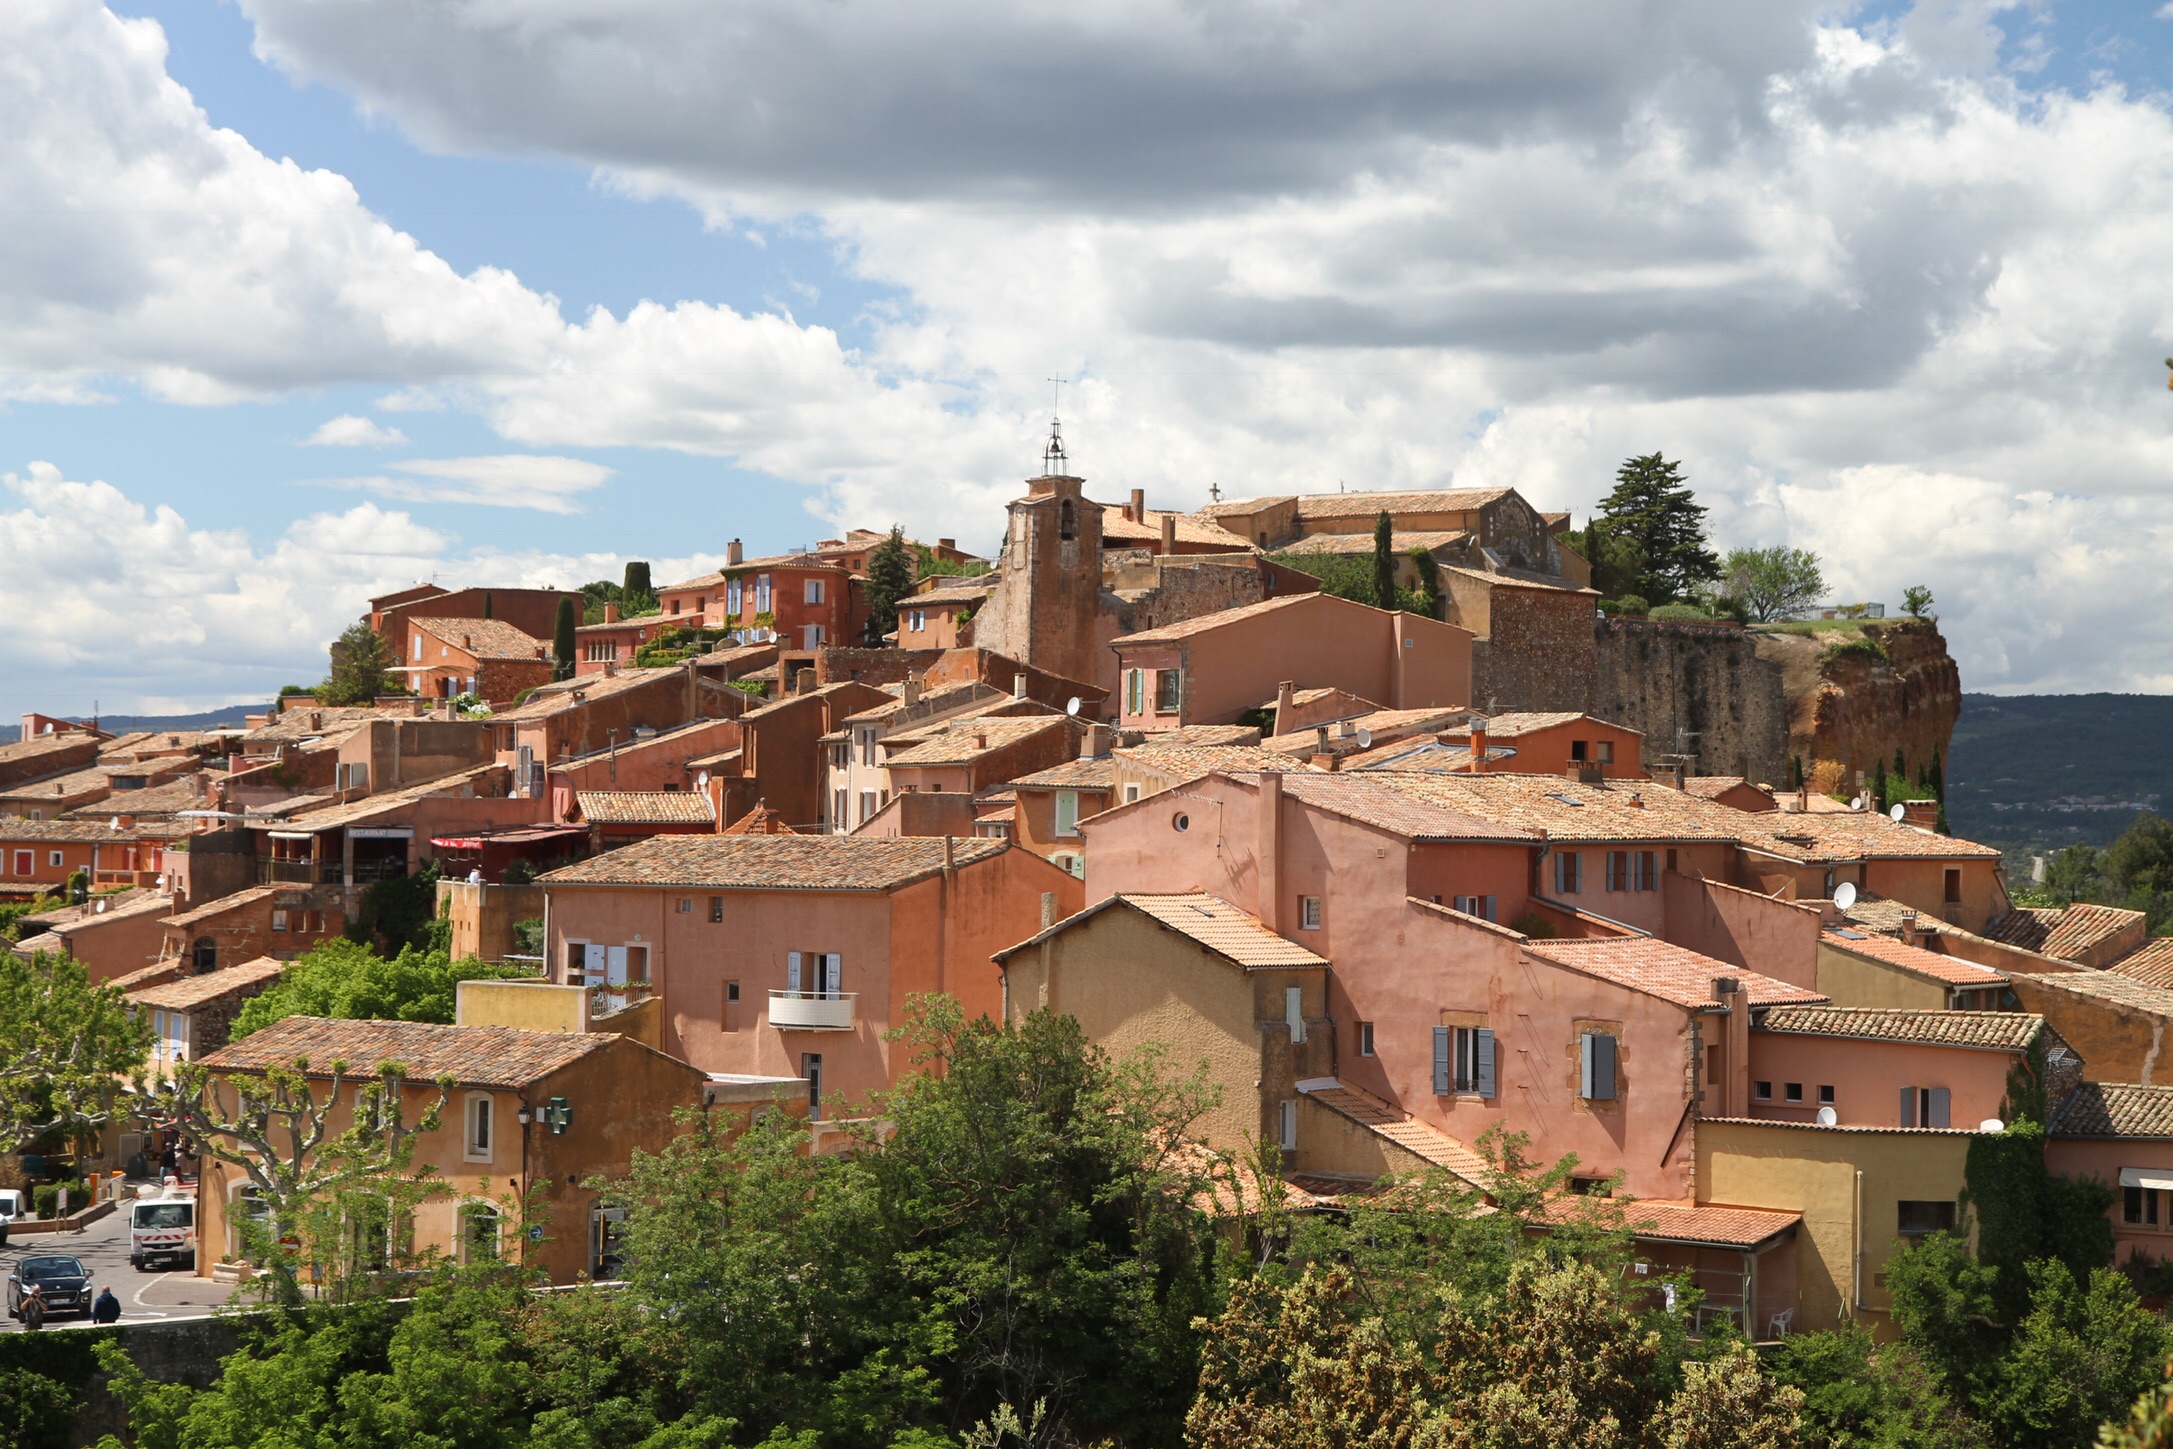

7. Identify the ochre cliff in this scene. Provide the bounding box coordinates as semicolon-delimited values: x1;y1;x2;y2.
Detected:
1753;618;1961;796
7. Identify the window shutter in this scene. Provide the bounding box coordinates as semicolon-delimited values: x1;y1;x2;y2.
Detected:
1433;1026;1451;1096
1583;1033;1618;1100
787;951;803;993
1580;1033;1596;1097
1476;1029;1497;1099
1900;1086;1917;1127
1927;1087;1951;1129
1286;985;1305;1044
823;953;842;997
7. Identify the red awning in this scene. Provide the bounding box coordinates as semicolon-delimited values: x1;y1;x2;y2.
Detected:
429;825;585;850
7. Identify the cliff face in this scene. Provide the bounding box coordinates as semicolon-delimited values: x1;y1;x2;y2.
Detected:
1753;618;1961;795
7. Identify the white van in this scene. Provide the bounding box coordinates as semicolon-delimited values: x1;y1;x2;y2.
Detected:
0;1190;21;1224
129;1190;196;1271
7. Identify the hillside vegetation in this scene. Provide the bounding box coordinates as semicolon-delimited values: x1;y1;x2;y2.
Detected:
1947;693;2173;855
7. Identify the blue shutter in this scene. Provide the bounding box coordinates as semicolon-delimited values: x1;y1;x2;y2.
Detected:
1927;1087;1951;1129
787;951;803;993
1476;1029;1496;1099
1583;1033;1617;1101
1900;1086;1917;1127
1433;1027;1450;1096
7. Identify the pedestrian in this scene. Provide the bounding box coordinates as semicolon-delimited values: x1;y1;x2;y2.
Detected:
92;1287;120;1324
20;1284;46;1331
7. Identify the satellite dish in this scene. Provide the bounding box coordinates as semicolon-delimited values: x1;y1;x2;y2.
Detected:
1815;1106;1838;1127
1889;803;1907;822
1833;881;1859;912
1980;1118;2006;1133
1356;727;1373;748
1065;696;1081;717
1849;795;1865;811
108;817;121;832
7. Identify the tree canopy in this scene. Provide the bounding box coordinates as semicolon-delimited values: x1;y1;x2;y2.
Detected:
0;950;146;1152
231;937;527;1040
320;622;399;705
1721;547;1824;623
862;525;917;645
1590;454;1720;604
552;596;578;679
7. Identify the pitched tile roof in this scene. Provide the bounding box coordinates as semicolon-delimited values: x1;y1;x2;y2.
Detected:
1727;808;2002;862
1819;929;2006;987
1199;487;1512;521
577;790;715;826
1987;903;2146;960
407;617;551;661
1123;894;1330;969
882;716;1070;768
127;957;287;1011
160;885;282;928
1543;1197;1802;1250
721;802;797;835
277;763;509;832
1357;773;1738;845
841;681;1004;726
2052;1082;2173;1140
2112;939;2173;991
25;888;180;932
1115;593;1325;644
1526;937;1824;1011
1265;772;1542;843
0;766;118;804
1756;1006;2042;1052
2014;966;2173;1017
539;833;1008;891
0;815;141;843
1837;893;1951;938
1097;507;1254;550
62;775;209;819
200;1015;615;1088
1148;725;1264;747
1120;744;1325;780
1006;758;1116;791
491;666;683;722
1276;529;1469;556
1683;776;1762;800
1437;711;1607;739
1295;1078;1491;1186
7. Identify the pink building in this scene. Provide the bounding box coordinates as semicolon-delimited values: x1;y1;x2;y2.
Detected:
539;834;1081;1116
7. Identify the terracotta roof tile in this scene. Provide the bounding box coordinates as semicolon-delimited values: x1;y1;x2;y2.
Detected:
1527;937;1824;1010
577;791;715;826
2016;967;2173;1017
1438;712;1607;739
1149;725;1265;747
1295;1078;1491;1186
1097;508;1254;550
1006;758;1116;791
882;716;1069;768
1988;903;2146;960
1123;894;1330;969
408;617;551;661
201;1015;615;1088
1120;744;1326;780
491;667;684;722
539;833;1007;891
127;957;287;1010
1115;593;1323;644
1277;529;1469;556
1199;487;1511;521
160;885;282;928
1541;1197;1802;1249
1819;929;2006;987
0;815;142;843
278;763;508;832
1358;773;1737;845
1757;1005;2041;1051
1682;776;1761;800
2052;1082;2173;1139
1266;772;1541;842
2113;939;2173;990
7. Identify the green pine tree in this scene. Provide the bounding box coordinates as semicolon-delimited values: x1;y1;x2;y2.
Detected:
1871;757;1888;813
552;596;577;680
623;561;652;599
860;525;917;645
1894;747;1906;787
320;622;398;705
1371;511;1396;611
1592;453;1719;603
1930;743;1945;800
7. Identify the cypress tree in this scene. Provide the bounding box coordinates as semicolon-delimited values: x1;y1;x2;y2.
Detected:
481;591;493;620
1371;511;1396;611
1930;743;1945;800
552;596;577;680
623;561;652;599
1893;746;1906;787
1871;757;1888;813
862;526;917;645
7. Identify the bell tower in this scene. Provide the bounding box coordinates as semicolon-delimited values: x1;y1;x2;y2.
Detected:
975;412;1105;688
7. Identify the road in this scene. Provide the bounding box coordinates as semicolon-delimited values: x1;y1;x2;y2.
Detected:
1;1205;240;1332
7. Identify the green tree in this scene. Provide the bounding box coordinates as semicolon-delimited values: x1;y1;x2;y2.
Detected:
862;525;917;645
1977;1261;2170;1449
622;561;654;614
1903;585;1934;618
1721;547;1825;623
1408;546;1442;617
482;591;494;620
1871;758;1888;814
232;937;525;1039
1372;510;1397;611
1593;454;1720;603
322;622;399;705
0;950;148;1153
1764;1325;1978;1449
552;596;577;680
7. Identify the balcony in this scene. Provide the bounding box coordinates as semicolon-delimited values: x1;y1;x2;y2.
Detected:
769;990;856;1031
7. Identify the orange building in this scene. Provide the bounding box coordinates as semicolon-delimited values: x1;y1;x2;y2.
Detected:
399;617;556;703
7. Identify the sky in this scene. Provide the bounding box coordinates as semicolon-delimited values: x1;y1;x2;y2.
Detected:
6;0;2173;716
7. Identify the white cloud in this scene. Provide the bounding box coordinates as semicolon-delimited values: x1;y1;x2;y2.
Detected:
303;414;407;446
315;454;614;514
0;461;717;716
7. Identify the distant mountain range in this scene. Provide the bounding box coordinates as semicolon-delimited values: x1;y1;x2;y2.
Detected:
0;705;269;746
1946;693;2173;856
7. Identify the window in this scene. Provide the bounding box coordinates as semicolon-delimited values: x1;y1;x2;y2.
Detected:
1897;1200;1957;1237
676;897;692;914
193;937;216;971
1172;812;1189;832
1900;1086;1952;1128
727;577;743;616
832;789;848;830
10;851;27;876
859;790;878;823
789;951;844;999
1571;740;1589;761
1819;1085;1835;1105
150;1010;165;1051
1278;1100;1298;1153
1433;1025;1497;1097
805;579;825;605
48;851;62;868
1154;669;1183;712
1452;895;1497;921
670;599;682;615
465;1094;494;1162
1054;791;1080;836
1785;1083;1804;1103
1553;851;1582;893
1755;1081;1773;1100
1357;1021;1375;1057
272;910;290;932
1944;868;1962;904
1299;896;1322;930
1706;1045;1721;1084
1123;783;1143;804
1605;850;1658;892
1596;741;1614;763
1124;669;1146;716
756;575;772;613
710;896;724;923
2126;1187;2163;1227
1580;1032;1618;1101
459;1202;502;1263
802;624;825;649
725;980;740;1004
801;1052;824;1121
1284;985;1306;1044
908;609;926;633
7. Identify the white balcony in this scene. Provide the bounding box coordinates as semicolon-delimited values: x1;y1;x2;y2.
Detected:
769;990;856;1031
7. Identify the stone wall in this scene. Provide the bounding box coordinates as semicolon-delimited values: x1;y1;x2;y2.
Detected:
1112;555;1314;635
1466;586;1598;714
1592;618;1788;784
811;646;944;688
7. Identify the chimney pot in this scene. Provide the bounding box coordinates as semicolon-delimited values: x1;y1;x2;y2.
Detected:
903;677;922;706
604;603;619;623
1129;487;1146;522
1714;976;1740;999
1469;720;1489;773
1012;674;1027;699
795;667;817;694
938;538;956;553
1160;513;1177;554
1041;891;1058;928
727;539;744;566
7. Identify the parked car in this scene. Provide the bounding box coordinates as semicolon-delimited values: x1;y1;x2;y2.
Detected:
0;1189;22;1224
7;1255;92;1319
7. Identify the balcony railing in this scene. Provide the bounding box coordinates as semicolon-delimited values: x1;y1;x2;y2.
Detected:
769;990;856;1031
255;858;411;886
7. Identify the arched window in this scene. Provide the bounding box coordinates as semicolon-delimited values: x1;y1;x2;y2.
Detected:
192;937;216;971
1058;499;1077;542
459;1201;502;1263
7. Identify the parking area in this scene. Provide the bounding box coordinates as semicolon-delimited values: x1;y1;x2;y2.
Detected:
1;1204;241;1332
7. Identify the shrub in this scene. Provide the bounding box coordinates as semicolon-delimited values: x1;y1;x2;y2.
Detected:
1609;593;1650;616
1648;602;1713;622
30;1181;88;1219
1822;635;1889;665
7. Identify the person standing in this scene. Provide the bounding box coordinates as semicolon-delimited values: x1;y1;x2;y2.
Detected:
20;1284;46;1331
92;1287;120;1324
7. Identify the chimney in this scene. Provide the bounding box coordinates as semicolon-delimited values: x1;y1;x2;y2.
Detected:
727;538;744;565
1012;673;1028;700
1309;753;1338;772
1256;771;1283;932
1625;793;1645;809
603;660;618;678
462;633;472;650
1469;719;1488;773
1084;723;1109;758
938;538;956;553
604;602;620;623
1275;681;1297;735
1898;908;1922;946
1130;487;1146;522
902;677;922;706
1041;891;1059;929
973;731;988;751
796;667;817;694
942;833;957;883
411;698;428;717
1714;976;1750;1118
1160;513;1177;555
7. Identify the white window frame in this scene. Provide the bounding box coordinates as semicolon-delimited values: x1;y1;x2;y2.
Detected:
1284;984;1306;1044
1299;896;1322;931
48;851;62;868
804;579;825;605
908;609;926;633
1054;791;1080;836
1278;1100;1298;1153
1122;783;1143;804
755;575;772;613
463;1092;495;1163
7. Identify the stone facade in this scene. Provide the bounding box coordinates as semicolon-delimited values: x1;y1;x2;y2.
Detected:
973;473;1109;691
1460;582;1599;715
1108;553;1319;635
1592;617;1788;784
